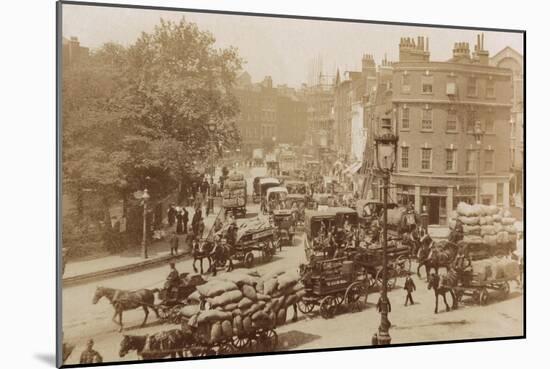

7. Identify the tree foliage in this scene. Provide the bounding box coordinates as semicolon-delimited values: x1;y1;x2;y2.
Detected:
62;18;243;252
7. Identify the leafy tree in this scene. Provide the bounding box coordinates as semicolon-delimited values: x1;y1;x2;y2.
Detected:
62;18;243;254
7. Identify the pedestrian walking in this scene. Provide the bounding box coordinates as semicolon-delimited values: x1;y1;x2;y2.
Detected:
182;207;189;234
404;275;416;306
167;204;177;227
79;339;103;364
175;209;184;235
170;231;179;255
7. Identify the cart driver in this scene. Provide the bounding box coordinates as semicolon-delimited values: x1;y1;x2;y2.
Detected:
449;219;464;244
165;262;181;301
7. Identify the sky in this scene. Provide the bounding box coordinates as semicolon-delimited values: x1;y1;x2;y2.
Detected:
62;3;524;88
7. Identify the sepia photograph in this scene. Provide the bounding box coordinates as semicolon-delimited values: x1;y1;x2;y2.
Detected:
57;1;525;367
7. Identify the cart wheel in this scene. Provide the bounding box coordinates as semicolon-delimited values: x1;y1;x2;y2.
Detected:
395;255;412;276
500;281;510;298
344;281;368;312
334;292;345;305
157;305;170;321
479;288;489;305
297;299;316;314
244;252;255;268
217;343;235;356
231;336;251;350
258;329;278;351
319;296;337;319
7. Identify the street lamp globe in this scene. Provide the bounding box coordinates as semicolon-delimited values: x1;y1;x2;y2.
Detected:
374;119;398;172
142;188;150;201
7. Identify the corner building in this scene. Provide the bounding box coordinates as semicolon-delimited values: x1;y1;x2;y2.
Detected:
390;35;513;225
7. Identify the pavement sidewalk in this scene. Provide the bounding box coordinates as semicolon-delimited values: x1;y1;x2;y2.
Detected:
62;205;223;286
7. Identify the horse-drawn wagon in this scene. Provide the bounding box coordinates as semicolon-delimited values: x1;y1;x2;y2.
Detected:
210;218;278;272
298;257;369;319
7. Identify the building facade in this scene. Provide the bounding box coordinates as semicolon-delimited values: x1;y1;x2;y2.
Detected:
490;47;524;208
388;35;513;225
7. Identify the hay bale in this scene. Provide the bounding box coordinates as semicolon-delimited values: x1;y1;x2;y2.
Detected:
492;214;503;223
480;225;496;236
237;297;254;310
210;290;243;308
188;290;201;303
502;217;516;226
197;310;232;324
483;235;497;247
242;285;258;301
458;216;480;225
196;280;238;298
223;302;238;312
463;225;481;235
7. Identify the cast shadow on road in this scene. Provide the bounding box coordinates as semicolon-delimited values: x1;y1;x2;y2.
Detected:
276;330;321;351
34;353;56;366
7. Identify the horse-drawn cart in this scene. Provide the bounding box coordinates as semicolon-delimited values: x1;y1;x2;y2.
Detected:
298;257;369;319
349;242;412;290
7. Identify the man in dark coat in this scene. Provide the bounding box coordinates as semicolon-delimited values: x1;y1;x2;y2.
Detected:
165;262;180;300
167;204;177;227
404;276;416;306
182;208;189;234
79;339;103;364
175;209;184;235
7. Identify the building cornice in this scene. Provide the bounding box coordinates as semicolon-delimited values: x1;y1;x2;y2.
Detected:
393;63;512;77
392;99;512;108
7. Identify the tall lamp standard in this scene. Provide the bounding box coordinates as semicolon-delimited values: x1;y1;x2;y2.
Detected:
139;184;151;259
473;121;485;204
373;119;398;345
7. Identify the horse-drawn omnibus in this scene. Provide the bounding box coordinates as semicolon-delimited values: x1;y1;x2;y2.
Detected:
253;177;280;204
272;209;296;248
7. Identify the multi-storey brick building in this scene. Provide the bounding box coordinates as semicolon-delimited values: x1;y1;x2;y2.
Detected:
387;35;514;225
333;54;376;160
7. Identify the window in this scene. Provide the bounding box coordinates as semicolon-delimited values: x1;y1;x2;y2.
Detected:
446;149;457;171
466;149;476;173
486;79;495;98
401;107;410;130
402;73;411;93
422;76;433;94
401;147;409;169
422;108;433;130
484;149;495;172
447;110;457;131
467;77;477;96
485;116;494;134
421;148;432;170
466;110;476;132
497;183;504;205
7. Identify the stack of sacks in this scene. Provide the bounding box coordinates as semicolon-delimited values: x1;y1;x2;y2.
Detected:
470;257;519;284
185;270;304;343
450;203;517;247
223;173;247;207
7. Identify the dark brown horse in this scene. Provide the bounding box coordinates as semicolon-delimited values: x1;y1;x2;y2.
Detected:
92;286;160;332
209;242;234;276
192;240;213;274
119;329;193;360
427;270;459;314
417;234;457;278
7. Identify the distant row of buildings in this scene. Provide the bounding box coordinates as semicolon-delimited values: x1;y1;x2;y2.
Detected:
232;34;523;224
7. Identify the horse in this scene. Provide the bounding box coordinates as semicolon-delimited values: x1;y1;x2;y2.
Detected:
192;240;213;274
92;286;160;332
119;329;193;360
416;234;458;278
427;270;459;314
209;242;234;276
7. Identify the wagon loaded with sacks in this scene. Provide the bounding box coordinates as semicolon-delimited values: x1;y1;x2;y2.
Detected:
449;202;518;259
454;256;520;305
222;173;247;218
174;270;305;354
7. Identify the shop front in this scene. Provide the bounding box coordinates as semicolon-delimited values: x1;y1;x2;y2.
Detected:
420;186;448;226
